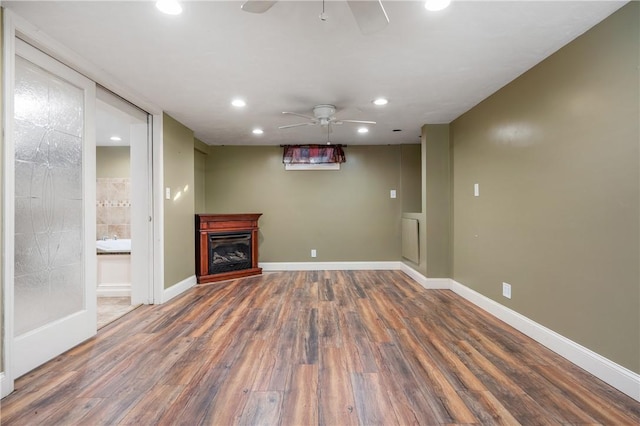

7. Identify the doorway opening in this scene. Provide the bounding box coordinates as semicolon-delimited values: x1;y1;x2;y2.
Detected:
95;87;151;327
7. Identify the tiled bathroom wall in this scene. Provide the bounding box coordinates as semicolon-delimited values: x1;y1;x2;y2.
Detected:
97;178;131;240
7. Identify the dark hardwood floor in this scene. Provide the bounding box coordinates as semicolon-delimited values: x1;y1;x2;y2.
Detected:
2;270;639;425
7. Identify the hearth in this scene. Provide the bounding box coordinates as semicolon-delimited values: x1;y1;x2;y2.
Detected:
195;214;262;283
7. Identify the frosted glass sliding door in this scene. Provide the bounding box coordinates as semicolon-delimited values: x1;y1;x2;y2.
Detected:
12;39;96;378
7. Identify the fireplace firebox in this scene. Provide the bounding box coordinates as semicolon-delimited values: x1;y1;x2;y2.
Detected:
209;232;252;274
196;214;262;283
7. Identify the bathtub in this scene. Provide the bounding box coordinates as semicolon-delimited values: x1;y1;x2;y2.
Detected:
96;238;131;253
97;239;131;297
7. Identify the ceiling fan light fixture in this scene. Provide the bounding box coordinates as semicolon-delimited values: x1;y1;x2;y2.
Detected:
252;128;264;135
231;99;246;108
373;98;388;106
424;0;451;12
357;127;369;134
110;136;122;141
156;0;182;15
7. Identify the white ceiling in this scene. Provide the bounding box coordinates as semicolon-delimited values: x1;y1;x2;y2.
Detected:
96;99;135;146
5;0;626;146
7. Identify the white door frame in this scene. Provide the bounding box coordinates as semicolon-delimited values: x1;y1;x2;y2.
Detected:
1;10;165;397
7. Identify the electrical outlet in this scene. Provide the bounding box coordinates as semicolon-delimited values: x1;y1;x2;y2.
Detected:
311;249;317;258
390;189;397;199
474;183;480;197
502;282;512;299
165;187;171;200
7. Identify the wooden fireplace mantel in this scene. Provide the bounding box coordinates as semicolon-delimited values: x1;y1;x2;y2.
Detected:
195;213;262;284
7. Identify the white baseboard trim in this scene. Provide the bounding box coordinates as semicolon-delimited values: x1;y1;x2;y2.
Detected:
450;280;640;402
259;261;402;271
161;275;196;304
398;263;452;289
97;283;132;298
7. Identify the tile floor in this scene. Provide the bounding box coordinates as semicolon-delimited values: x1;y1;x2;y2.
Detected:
97;297;139;329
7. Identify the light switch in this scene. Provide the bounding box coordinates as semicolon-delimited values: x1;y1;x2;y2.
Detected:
165;187;171;200
474;183;480;197
390;189;397;199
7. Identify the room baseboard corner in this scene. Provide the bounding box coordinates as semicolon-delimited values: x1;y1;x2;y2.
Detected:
161;275;196;304
450;279;640;402
399;263;453;289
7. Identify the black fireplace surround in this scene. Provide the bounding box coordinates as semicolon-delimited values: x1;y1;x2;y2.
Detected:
208;231;252;274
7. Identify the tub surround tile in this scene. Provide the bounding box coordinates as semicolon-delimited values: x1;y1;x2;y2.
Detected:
96;178;131;240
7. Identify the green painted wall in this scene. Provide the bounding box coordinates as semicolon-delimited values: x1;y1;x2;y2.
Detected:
451;3;639;372
204;145;402;262
424;124;451;278
400;144;421;213
194;138;208;214
163;114;195;289
96;146;130;178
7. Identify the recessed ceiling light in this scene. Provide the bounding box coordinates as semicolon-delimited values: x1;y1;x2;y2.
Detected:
357;127;369;134
156;0;182;15
252;128;264;135
373;98;388;106
231;99;246;108
110;136;122;141
424;0;451;12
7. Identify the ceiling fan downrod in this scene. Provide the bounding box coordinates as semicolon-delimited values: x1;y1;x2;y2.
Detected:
319;0;328;22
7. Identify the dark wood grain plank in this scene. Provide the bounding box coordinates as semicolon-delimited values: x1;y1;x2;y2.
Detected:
118;384;185;425
318;347;358;426
238;391;283;426
351;372;401;425
281;364;318;425
203;339;269;425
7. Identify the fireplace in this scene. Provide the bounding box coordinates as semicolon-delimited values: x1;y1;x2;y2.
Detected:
195;214;262;283
209;232;252;274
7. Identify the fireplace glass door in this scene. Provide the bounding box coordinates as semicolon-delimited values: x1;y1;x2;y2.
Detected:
208;232;252;274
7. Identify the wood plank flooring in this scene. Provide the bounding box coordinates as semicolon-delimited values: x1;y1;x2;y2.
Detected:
2;270;639;425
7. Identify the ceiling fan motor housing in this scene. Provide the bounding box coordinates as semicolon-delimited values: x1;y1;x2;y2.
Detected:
313;104;337;119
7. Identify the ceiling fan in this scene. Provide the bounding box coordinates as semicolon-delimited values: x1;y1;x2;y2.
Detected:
279;104;376;130
241;0;389;35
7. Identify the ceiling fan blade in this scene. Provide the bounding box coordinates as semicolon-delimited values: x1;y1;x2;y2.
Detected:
241;0;278;14
279;122;315;130
346;0;389;35
282;111;315;120
340;119;377;125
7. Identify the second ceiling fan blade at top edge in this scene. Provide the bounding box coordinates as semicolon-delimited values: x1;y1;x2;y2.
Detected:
346;0;389;35
241;0;278;14
282;111;315;120
279;122;316;129
340;119;377;124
